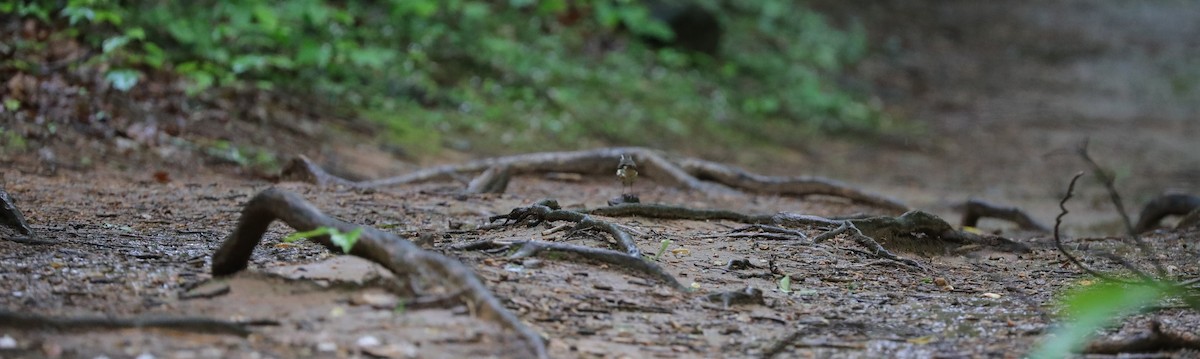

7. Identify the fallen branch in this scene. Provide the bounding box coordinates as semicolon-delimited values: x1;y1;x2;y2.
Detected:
0;310;266;336
959;198;1050;232
211;188;547;359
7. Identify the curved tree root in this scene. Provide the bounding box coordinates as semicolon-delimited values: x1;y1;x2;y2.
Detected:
958;198;1050;232
675;158;909;212
489;203;642;257
0;310;264;336
1;187;37;242
1133;193;1200;233
507;240;686;291
585;203;1031;270
211;188;547;359
280;147;908;211
1085;320;1200;354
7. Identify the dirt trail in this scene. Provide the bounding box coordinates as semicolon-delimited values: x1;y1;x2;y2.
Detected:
796;0;1200;235
1;1;1199;358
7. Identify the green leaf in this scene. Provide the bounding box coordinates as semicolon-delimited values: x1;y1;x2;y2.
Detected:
3;99;20;112
141;42;165;69
61;6;94;25
1029;281;1173;358
462;2;490;19
779;275;792;294
124;27;146;41
102;36;130;54
284;227;331;242
105;69;140;92
652;239;671;261
283;226;362;254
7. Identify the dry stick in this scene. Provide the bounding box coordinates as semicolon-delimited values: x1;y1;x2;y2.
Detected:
1077;141;1168;278
677;158;910;213
1077;140;1136;235
0;310;262;336
507;240;686;291
210;188;547;359
1052;172;1136;285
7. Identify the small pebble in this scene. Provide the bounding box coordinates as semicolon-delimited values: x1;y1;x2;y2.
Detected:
356;335;381;348
317;342;337;352
0;335;16;349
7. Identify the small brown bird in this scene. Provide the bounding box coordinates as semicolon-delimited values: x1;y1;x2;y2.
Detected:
616;154;638;195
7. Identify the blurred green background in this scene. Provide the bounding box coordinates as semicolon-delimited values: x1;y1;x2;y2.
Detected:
2;0;899;155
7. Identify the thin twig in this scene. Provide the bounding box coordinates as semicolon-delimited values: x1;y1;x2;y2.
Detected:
1077;140;1135;235
1077;140;1167;277
1053;172;1135;284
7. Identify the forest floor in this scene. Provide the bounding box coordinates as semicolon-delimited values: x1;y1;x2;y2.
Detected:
2;0;1199;358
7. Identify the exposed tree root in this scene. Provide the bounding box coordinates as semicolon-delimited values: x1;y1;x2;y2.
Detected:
584;202;1027;269
210;188;547;359
675;157;908;212
280;147;908;211
1179;208;1200;232
0;187;37;242
489;203;642;257
507;240;686;291
1133;194;1200;233
466;165;511;194
586;203;776;223
0;310;267;336
489;201;1032;274
958;198;1050;232
1085;320;1200;354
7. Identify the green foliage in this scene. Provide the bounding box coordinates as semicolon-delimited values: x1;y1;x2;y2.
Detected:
283;226;363;254
646;239;671;262
1030;280;1179;358
6;0;892;151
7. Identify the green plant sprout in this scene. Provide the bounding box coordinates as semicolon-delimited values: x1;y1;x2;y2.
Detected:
649;239;672;261
283;226;363;254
